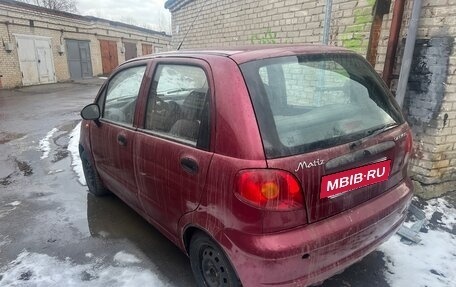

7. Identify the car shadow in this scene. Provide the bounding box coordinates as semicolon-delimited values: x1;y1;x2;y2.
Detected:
87;193;390;287
86;193;196;286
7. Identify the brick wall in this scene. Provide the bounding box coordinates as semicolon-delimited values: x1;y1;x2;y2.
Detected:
167;0;376;53
0;1;171;88
373;0;456;198
166;0;456;198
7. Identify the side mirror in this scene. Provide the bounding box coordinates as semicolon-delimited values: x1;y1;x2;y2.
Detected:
81;104;100;120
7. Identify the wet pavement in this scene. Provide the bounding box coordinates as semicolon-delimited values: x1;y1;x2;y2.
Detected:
0;80;392;286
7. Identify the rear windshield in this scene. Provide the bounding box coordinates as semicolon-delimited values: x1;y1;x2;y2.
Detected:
240;53;404;158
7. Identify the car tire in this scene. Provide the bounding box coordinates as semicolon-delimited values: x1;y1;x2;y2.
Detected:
80;150;109;196
189;232;241;287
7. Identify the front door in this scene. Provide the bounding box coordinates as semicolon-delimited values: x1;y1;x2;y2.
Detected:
91;64;148;209
135;61;213;236
99;40;119;75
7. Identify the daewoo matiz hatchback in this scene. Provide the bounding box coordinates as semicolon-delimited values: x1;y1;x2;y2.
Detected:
79;45;413;287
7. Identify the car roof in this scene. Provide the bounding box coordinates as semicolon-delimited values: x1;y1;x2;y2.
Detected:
128;44;355;65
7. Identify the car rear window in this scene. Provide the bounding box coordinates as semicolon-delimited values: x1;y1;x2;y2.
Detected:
240;53;404;158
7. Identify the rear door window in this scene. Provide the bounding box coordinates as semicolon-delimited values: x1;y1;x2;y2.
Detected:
144;64;210;148
240;54;404;158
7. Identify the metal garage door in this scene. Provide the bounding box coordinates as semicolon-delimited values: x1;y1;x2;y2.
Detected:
124;42;137;61
99;40;118;75
66;40;93;80
142;44;154;55
15;34;56;86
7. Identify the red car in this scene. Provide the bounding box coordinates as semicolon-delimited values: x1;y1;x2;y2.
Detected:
79;45;413;287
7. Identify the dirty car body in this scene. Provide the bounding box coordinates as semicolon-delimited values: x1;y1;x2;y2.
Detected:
79;45;413;286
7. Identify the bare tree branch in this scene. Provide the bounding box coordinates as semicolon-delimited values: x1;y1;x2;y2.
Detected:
17;0;78;13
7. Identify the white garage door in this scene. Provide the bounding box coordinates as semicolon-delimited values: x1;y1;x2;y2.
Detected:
15;35;56;86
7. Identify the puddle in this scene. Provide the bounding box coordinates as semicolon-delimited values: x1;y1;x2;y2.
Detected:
0;174;13;186
0;132;25;144
15;159;33;176
50;121;80;163
58;121;80;134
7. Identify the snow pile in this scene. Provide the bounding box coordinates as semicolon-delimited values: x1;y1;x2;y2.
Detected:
380;198;456;287
68;122;86;186
39;128;58;159
0;251;173;287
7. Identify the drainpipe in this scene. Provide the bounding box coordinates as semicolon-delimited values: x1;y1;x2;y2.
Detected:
382;0;406;87
396;0;423;108
322;0;333;45
366;0;392;67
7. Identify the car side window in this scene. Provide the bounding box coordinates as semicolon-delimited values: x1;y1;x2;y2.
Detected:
102;65;146;126
145;64;210;147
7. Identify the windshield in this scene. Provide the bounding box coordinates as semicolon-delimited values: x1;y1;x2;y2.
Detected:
240;53;404;158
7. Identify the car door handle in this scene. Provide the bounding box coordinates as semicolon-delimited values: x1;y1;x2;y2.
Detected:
117;134;127;146
180;157;199;174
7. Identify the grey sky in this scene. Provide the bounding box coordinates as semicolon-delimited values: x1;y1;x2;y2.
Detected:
76;0;171;33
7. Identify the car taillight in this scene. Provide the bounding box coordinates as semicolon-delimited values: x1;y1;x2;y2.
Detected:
404;128;413;165
235;169;304;211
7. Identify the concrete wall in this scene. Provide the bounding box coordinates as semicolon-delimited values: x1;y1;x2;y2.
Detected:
0;1;171;89
166;0;456;198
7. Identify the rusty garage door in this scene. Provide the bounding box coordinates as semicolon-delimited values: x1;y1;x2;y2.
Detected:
142;44;154;55
99;40;119;75
15;34;56;86
66;39;93;80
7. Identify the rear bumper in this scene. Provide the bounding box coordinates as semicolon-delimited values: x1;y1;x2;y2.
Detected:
219;179;413;287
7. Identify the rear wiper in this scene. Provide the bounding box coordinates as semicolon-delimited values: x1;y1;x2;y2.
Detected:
162;88;193;94
366;123;398;137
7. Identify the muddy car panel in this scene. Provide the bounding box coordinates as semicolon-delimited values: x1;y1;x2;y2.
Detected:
80;45;413;287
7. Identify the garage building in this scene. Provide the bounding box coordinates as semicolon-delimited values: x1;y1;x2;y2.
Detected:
0;0;171;88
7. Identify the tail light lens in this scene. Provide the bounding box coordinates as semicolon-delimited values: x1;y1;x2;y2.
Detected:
404;128;413;165
405;129;413;151
235;169;304;211
392;127;414;174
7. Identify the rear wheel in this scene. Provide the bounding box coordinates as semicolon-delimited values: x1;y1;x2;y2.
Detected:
189;232;241;287
80;150;109;196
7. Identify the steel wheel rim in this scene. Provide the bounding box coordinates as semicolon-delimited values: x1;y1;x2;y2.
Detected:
201;246;229;287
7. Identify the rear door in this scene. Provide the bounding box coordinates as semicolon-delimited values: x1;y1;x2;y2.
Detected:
91;63;148;209
135;59;213;236
241;53;409;223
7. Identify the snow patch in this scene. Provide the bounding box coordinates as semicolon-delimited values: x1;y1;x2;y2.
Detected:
423;198;456;227
0;251;172;287
48;169;64;175
380;198;456;287
68;122;86;186
6;201;21;207
39;128;58;159
113;251;141;264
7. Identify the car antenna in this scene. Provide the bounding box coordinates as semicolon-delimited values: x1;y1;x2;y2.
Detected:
177;2;204;50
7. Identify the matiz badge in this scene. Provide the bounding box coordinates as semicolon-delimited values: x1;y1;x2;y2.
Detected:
295;159;325;172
